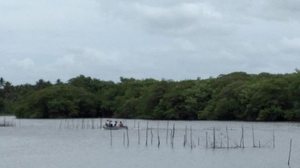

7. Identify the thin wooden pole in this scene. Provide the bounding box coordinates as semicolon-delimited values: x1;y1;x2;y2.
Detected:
134;120;136;128
190;126;193;149
146;121;149;147
166;121;169;144
138;122;140;145
126;128;130;147
110;128;112;147
252;126;255;148
240;126;244;148
151;128;153;146
183;126;187;147
288;139;292;166
123;131;125;146
226;126;229;148
59;119;62;129
272;129;275;148
205;132;208;148
71;119;75;129
81;119;84;129
91;119;95;129
157;122;160;148
220;136;223;148
213;127;216;149
99;118;102;129
171;123;175;148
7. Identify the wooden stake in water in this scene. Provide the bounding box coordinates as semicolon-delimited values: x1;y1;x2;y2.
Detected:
81;119;85;129
226;126;229;148
183;126;187;147
134;120;136;128
126;128;130;147
157;122;160;148
272;129;275;148
288;139;292;166
212;127;216;149
252;126;255;148
171;123;175;148
91;119;95;129
151;128;153;146
205;132;208;148
110;128;113;147
145;121;149;147
166;121;169;144
71;119;75;129
240;126;244;148
99;118;103;129
59;120;63;129
138;122;140;145
123;131;125;146
190;126;193;149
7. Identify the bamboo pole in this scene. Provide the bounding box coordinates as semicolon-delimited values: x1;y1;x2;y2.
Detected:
123;131;125;146
126;128;130;147
71;119;75;129
288;139;292;166
220;136;223;148
157;122;160;148
100;118;103;129
166;121;169;144
138;122;140;145
190;126;193;149
151;128;153;146
183;126;187;147
134;120;136;128
59;119;62;129
146;121;149;147
171;123;175;148
240;126;244;148
110;128;112;147
226;126;229;148
75;119;79;129
81;119;84;129
252;126;255;148
272;129;275;148
213;127;216;149
91;119;95;129
205;132;208;148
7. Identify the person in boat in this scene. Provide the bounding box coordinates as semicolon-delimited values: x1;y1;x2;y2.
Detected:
105;120;109;127
119;121;124;127
114;121;118;127
109;120;113;127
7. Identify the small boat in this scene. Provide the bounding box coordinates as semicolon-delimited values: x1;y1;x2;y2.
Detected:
103;125;128;130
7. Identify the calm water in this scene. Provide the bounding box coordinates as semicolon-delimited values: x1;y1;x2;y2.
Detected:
0;117;299;168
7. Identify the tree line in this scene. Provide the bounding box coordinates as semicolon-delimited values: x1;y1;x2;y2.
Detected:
1;71;300;121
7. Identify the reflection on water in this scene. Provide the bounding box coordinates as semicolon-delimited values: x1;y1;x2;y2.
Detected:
0;117;299;168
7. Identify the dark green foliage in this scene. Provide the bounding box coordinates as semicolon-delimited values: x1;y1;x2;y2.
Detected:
14;85;98;118
1;71;300;121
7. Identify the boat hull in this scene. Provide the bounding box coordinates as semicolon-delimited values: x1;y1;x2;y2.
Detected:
103;126;128;130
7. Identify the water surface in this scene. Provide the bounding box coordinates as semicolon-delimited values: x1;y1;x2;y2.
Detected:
0;117;299;168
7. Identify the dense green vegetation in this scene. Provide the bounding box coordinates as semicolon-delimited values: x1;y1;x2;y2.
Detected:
1;71;300;121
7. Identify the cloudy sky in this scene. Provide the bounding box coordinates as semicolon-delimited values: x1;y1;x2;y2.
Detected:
1;0;300;84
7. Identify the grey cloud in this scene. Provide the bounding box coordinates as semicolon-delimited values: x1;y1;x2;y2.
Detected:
1;0;299;84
